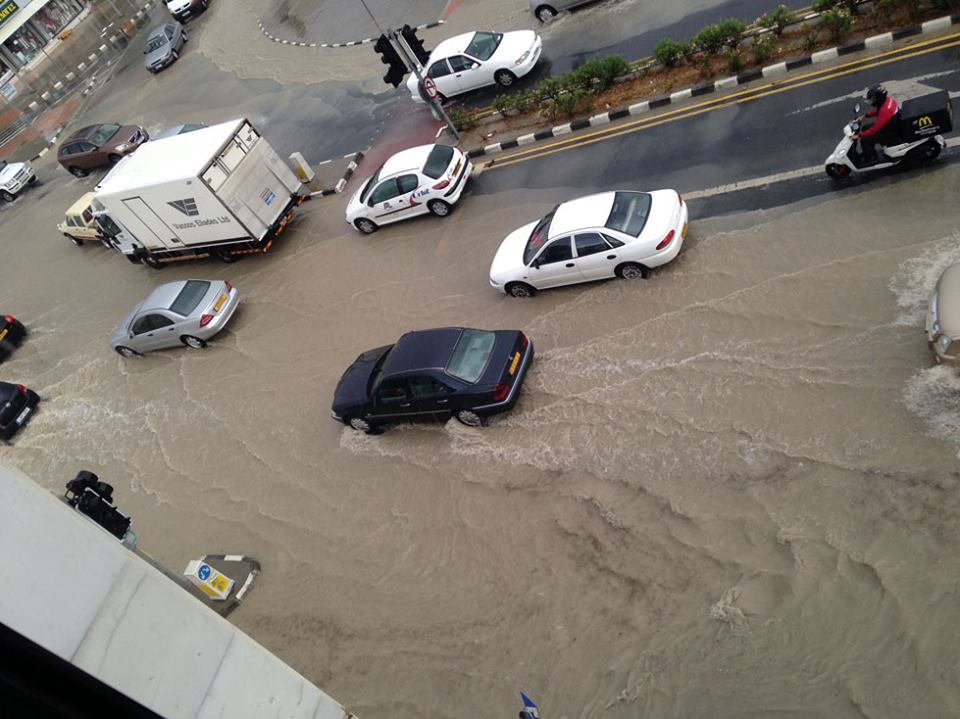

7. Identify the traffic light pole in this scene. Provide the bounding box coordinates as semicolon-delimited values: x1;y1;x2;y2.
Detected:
392;31;460;142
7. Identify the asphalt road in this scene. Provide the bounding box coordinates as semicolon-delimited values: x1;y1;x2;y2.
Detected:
473;37;960;217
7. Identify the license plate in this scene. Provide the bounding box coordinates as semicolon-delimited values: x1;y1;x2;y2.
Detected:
452;160;462;177
509;351;521;375
213;294;227;312
0;328;6;341
15;406;30;424
682;223;688;239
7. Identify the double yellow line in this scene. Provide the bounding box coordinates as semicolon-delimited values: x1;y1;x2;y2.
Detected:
482;29;960;171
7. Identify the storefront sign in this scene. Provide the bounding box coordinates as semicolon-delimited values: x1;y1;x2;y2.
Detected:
0;1;19;28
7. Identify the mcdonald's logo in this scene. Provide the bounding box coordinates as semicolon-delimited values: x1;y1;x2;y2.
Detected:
917;115;933;127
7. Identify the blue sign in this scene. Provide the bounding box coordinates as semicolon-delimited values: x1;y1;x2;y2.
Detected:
198;563;211;581
520;692;540;719
264;191;276;206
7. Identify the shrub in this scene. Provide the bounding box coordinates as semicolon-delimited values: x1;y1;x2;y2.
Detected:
551;88;591;120
446;105;476;131
693;23;727;54
725;49;743;73
750;33;777;64
818;7;853;42
653;38;689;66
904;0;922;19
494;90;535;116
766;5;794;35
812;0;838;11
716;18;747;49
802;26;818;51
871;0;897;22
570;55;631;91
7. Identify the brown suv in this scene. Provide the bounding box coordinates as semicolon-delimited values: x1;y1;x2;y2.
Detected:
57;123;149;177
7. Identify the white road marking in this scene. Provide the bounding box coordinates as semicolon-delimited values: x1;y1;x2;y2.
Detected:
789;70;960;115
684;137;960;200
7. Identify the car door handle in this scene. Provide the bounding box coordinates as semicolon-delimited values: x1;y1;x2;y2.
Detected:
607;254;617;259
167;327;175;331
436;399;449;404
565;262;575;268
400;403;412;408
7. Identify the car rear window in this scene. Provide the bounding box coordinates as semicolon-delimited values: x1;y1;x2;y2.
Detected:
605;191;653;237
446;330;496;383
522;209;556;266
169;280;210;315
422;145;455;179
90;124;120;146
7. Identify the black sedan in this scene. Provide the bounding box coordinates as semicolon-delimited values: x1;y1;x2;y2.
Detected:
0;314;26;362
332;327;533;433
0;381;40;440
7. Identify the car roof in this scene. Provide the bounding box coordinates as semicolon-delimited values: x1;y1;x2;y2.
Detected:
380;145;433;177
550;192;616;237
382;327;464;374
65;124;108;142
148;23;175;38
65;192;97;216
142;281;190;311
432;32;476;59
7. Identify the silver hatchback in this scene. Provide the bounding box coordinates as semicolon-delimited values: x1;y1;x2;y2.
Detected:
144;22;186;74
111;280;239;357
529;0;605;22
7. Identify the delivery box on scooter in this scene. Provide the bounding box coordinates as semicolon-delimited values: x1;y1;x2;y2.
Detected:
899;90;953;141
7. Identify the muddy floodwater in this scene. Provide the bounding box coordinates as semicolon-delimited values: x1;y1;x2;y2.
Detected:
2;161;960;718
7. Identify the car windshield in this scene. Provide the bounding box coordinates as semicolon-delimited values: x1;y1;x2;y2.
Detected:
146;33;167;52
0;161;6;171
359;165;383;204
605;191;653;237
446;329;496;383
169;280;210;316
368;347;393;396
422;145;455;179
465;32;503;61
522;209;556;265
89;124;120;146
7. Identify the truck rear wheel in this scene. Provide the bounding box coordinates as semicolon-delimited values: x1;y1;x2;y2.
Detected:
63;233;83;247
215;250;237;263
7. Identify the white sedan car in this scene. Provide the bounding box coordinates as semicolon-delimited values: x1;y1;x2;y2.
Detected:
406;30;542;103
489;190;688;297
345;144;473;234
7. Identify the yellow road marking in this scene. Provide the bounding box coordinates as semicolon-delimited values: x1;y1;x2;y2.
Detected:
483;30;960;171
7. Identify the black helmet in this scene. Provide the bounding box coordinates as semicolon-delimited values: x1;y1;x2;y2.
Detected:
865;85;887;109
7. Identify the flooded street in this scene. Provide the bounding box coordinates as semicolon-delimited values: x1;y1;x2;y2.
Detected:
2;154;960;716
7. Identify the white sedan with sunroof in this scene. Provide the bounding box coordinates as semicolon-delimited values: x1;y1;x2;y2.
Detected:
345;144;473;234
489;190;688;297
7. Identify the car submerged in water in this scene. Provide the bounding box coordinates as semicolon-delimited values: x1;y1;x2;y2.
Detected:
332;327;533;433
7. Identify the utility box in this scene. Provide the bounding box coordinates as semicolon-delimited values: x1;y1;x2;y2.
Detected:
900;90;953;141
289;152;315;183
184;560;235;601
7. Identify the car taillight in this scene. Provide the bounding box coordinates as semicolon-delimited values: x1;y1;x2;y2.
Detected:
224;280;232;293
519;333;528;351
656;230;675;251
678;193;683;206
432;179;450;190
16;384;25;395
4;315;12;323
492;383;509;401
199;314;213;328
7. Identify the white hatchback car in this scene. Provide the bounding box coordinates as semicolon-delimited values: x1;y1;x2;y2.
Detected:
489;190;688;297
345;144;473;234
406;30;542;103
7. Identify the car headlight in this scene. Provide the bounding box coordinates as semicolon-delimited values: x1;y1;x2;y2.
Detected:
937;334;952;354
515;51;531;65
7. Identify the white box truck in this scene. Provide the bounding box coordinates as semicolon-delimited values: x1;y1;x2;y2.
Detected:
92;119;304;267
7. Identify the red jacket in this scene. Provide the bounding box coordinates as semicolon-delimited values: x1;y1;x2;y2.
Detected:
860;97;899;138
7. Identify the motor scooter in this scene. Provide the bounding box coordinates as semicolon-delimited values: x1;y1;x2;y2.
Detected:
824;103;945;179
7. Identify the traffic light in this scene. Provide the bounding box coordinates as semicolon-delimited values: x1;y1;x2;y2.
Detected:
374;33;407;88
400;24;430;66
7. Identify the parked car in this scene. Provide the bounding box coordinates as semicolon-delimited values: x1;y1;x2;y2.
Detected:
166;0;208;22
144;22;186;74
0;159;37;202
57;123;149;177
529;0;606;22
0;314;27;362
111;280;239;357
406;30;542;103
926;262;960;366
345;144;473;234
0;381;39;440
332;327;534;433
58;192;107;247
489;190;688;297
152;122;207;140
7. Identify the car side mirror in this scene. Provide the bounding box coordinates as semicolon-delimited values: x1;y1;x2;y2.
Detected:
472;62;480;70
531;258;540;269
854;103;861;113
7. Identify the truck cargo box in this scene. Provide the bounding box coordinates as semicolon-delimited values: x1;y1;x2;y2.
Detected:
900;90;953;141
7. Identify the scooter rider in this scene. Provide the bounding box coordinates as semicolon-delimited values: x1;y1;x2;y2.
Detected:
853;85;900;165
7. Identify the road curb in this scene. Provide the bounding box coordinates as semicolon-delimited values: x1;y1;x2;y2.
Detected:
309;150;364;197
255;19;444;49
465;11;960;160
